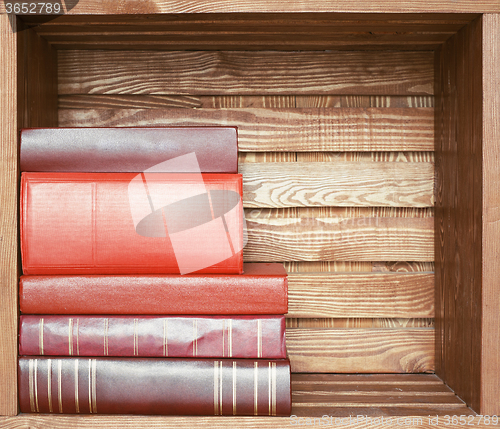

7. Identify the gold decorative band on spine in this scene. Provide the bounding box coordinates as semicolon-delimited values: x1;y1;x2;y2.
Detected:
219;361;223;415
47;359;53;413
74;359;80;413
104;318;109;356
133;318;139;356
213;361;219;415
39;318;44;355
92;359;97;413
254;362;258;416
28;359;35;412
58;359;63;413
68;318;73;356
88;359;92;413
232;361;237;415
229;320;233;358
272;362;277;416
257;320;262;358
76;318;80;356
268;362;271;416
34;358;39;412
163;319;168;357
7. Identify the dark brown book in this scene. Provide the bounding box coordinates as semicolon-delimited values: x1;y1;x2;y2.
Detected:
20;127;238;173
19;315;287;358
18;357;291;416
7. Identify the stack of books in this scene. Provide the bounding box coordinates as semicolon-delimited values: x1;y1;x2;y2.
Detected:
17;127;291;416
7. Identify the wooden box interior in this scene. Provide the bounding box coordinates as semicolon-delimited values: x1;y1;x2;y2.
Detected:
0;10;498;427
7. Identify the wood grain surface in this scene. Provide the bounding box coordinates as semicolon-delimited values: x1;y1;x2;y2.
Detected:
241;161;434;207
58;50;434;95
287;272;434;318
59;107;434;152
286;318;435;328
244;208;434;262
0;14;19;417
481;13;500;416
286;328;434;373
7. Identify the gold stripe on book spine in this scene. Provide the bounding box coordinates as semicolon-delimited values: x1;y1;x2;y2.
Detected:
92;359;97;413
272;362;277;416
104;318;109;356
47;359;53;413
34;359;39;412
213;361;219;415
163;319;168;357
88;359;92;413
39;318;44;355
268;362;271;416
74;360;80;413
254;362;258;416
133;318;139;356
257;320;262;358
76;318;80;356
68;318;73;356
229;320;233;358
28;359;35;412
219;361;223;415
57;360;63;413
232;361;237;415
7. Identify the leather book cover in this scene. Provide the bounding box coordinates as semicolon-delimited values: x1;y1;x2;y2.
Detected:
20;127;238;173
18;357;292;416
19;263;288;315
21;172;243;275
19;315;286;358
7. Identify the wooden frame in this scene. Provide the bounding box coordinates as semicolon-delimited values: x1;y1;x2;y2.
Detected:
1;2;499;427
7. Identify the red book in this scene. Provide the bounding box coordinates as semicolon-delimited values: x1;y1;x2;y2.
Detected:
21;172;243;275
19;315;287;358
18;357;292;416
19;263;288;315
20;127;238;173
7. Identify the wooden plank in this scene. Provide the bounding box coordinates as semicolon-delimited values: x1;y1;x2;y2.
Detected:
292;394;463;407
0;13;19;417
59;107;435;152
292;373;444;384
58;94;435;109
58;50;434;95
241;162;434;208
287;272;434;318
285;261;435;273
244;208;434;262
286;328;434;373
3;1;497;13
286;318;435;328
481;13;500;416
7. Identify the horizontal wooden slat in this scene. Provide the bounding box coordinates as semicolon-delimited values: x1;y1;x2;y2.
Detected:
58;50;434;95
58;94;435;109
244;208;434;261
241;161;434;207
286;328;434;373
287;272;434;318
286;318;435;328
59;107;434;152
285;260;435;273
292;373;443;384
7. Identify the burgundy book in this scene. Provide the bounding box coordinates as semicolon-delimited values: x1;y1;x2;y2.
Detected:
20;127;238;173
19;263;288;315
19;315;286;358
21;172;243;275
18;357;291;416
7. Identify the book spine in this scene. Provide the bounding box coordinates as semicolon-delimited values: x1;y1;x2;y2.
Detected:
20;127;238;173
19;315;287;358
21;172;243;275
18;357;291;416
19;270;288;315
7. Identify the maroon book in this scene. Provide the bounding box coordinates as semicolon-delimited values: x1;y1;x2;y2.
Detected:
20;127;238;173
19;315;286;358
19;263;288;315
18;357;291;416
